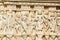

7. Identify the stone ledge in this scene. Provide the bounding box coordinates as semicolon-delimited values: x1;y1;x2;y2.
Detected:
0;0;60;3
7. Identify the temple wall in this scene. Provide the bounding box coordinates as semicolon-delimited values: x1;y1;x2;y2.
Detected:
0;2;60;40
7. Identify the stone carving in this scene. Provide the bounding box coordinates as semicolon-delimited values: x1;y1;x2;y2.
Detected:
0;2;59;40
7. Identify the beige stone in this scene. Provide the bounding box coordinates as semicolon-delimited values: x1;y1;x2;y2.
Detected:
0;1;59;40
